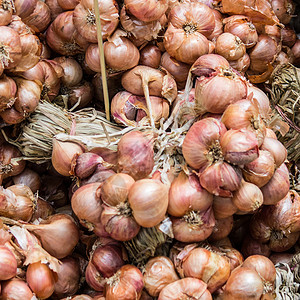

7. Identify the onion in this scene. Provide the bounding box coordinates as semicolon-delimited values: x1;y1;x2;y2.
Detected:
241;235;271;258
46;11;89;56
1;278;34;299
160;52;191;90
30;197;54;222
168;171;213;217
248;34;279;73
86;243;125;291
182;118;227;170
22;214;80;259
54;257;81;298
117;131;154;180
291;39;300;67
281;26;297;48
124;0;168;22
128;179;169;228
164;2;213;64
271;0;295;24
0;246;17;280
209;216;234;241
54;56;83;87
220;129;259;165
105;265;144;300
0;26;22;70
260;137;287;168
232;180;263;213
45;0;63;21
0;0;13;26
144;256;179;297
14;0;38;19
51;139;84;177
207;9;223;40
195;67;248;114
0;107;25;125
269;253;294;265
139;44;162;69
176;246;231;293
212;196;237;219
0;75;17;112
243;150;275;187
73;0;119;43
104;32;140;71
199;162;242;197
221;98;266;146
215;33;246;61
71;182;107;236
223;267;264;299
223;15;258;48
12;168;41;193
260;163;290;205
26;262;56;299
229;53;250;73
57;0;79;10
22;0;51;33
158;278;212;300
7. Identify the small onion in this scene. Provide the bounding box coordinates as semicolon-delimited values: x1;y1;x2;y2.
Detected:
139;44;162;69
144;256;179;297
128;179;169;228
1;278;34;300
0;246;17;280
212;196;237;219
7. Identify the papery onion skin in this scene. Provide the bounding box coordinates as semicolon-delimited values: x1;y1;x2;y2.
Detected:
182;118;227;170
271;0;295;24
26;262;56;299
209;216;233;241
247;85;270;119
229;53;250;73
260;163;290;205
223;267;264;299
212;196;237;219
220;129;259;165
0;75;17;112
105;265;144;300
0;246;17;280
1;278;34;299
158;278;212;300
243;150;275;187
57;0;80;10
144;256;179;297
195;67;248;114
14;0;38;19
12;168;41;194
128;179;169;228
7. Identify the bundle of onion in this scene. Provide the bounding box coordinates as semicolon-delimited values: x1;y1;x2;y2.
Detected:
249;190;300;252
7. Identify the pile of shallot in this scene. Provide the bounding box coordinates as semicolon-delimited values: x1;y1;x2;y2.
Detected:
0;0;299;299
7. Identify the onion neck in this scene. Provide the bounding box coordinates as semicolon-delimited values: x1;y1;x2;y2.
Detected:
0;163;13;174
0;44;12;67
117;202;132;217
263;281;274;294
183;22;198;36
183;210;203;226
220;67;237;79
2;0;14;11
106;271;120;287
86;9;96;25
207;140;223;164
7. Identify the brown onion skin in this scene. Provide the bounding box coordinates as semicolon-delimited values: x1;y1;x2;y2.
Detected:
281;26;297;48
247;85;270;119
243;150;275;187
139;45;162;69
57;0;80;10
26;262;56;299
223;266;264;299
271;0;295;24
269;253;294;265
158;278;212;300
45;0;64;20
117;131;154;180
160;52;190;90
1;278;34;300
168;171;213;217
260;163;290;205
54;257;81;298
229;53;250;73
0;246;17;281
144;256;179;297
14;0;38;19
105;265;144;300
